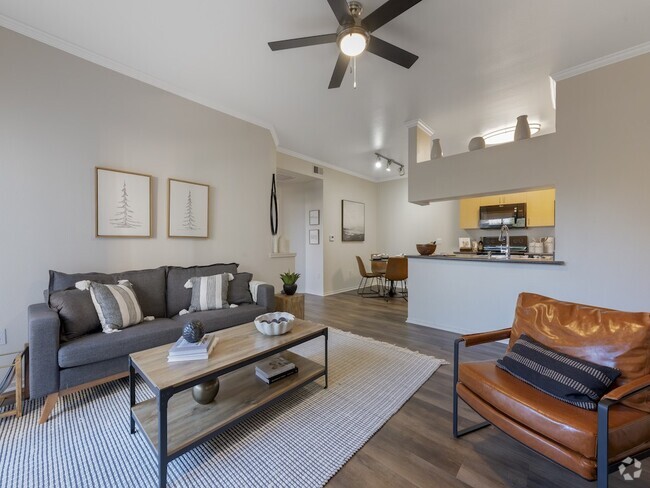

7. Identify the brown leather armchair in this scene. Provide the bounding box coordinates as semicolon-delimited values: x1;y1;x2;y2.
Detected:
453;293;650;488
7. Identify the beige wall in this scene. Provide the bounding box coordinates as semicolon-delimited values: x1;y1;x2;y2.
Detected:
377;179;463;255
0;27;291;353
408;52;650;312
277;153;379;295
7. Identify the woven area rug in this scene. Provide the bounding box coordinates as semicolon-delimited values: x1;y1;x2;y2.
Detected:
0;328;445;487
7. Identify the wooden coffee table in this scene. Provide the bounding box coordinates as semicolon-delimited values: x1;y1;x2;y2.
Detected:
129;320;328;488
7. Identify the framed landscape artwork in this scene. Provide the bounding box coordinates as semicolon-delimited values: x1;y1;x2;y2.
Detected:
309;229;320;245
168;178;210;238
342;200;365;242
96;167;152;237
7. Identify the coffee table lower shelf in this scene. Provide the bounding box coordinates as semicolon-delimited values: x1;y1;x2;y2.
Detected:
131;351;325;459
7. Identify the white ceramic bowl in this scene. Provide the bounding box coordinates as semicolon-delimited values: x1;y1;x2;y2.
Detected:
254;312;295;336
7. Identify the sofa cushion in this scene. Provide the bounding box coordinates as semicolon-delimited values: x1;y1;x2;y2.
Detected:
166;263;238;317
509;293;650;411
58;318;181;368
172;304;266;333
49;289;101;341
49;270;115;295
187;273;231;312
228;272;254;305
497;334;620;410
114;267;166;318
89;281;144;333
459;361;650;461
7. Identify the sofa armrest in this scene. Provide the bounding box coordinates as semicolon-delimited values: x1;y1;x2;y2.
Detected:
256;284;275;312
28;303;60;398
460;328;512;347
602;374;650;402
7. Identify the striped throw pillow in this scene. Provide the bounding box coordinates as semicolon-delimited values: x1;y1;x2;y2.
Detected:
185;273;233;312
497;334;621;410
88;280;144;333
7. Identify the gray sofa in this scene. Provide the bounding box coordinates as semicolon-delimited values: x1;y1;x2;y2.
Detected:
28;262;274;420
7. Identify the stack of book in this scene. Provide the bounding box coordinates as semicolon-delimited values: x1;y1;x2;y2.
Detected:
255;356;298;384
167;334;218;362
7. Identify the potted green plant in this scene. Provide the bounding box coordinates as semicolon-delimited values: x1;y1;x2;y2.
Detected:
280;270;300;296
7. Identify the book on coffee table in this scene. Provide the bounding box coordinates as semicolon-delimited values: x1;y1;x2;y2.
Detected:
255;355;294;377
256;367;298;384
168;334;218;362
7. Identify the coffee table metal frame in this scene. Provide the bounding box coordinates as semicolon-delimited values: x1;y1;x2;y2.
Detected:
129;326;328;488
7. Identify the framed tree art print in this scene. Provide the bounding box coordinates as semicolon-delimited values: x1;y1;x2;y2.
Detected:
168;178;209;238
96;167;152;237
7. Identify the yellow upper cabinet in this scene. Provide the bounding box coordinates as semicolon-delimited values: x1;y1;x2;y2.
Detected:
526;189;555;227
458;189;555;229
459;197;482;229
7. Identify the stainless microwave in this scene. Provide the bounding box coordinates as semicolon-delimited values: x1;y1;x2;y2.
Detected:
479;203;527;229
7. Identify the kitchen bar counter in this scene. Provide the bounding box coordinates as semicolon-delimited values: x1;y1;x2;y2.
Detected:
407;254;568;337
408;254;565;265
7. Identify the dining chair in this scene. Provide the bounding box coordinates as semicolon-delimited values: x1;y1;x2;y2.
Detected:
355;256;383;297
383;257;408;301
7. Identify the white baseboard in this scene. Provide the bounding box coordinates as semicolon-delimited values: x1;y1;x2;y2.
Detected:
323;286;359;296
406;316;476;335
407;316;510;344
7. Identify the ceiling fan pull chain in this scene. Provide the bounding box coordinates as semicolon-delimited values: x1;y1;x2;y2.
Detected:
353;56;357;89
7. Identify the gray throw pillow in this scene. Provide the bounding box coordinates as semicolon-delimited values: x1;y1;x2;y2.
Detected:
49;289;101;341
228;272;254;305
186;273;231;312
49;270;116;295
89;281;144;333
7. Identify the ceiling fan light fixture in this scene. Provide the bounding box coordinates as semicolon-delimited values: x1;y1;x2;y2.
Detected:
338;27;369;57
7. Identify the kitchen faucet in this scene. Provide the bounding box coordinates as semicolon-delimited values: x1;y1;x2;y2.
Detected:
499;224;511;259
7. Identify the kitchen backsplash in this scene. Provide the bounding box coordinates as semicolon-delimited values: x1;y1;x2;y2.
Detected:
464;227;555;245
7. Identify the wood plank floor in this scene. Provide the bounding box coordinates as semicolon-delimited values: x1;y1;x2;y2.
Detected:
304;291;649;488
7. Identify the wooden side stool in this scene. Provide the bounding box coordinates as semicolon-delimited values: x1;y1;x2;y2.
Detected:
275;293;305;319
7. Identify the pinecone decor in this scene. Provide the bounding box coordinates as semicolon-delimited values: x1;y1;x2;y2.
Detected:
182;320;205;343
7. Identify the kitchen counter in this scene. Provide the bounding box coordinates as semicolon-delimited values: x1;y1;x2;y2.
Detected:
407;253;568;337
408;254;565;265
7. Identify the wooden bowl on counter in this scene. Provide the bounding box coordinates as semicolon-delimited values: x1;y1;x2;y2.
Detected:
416;243;437;255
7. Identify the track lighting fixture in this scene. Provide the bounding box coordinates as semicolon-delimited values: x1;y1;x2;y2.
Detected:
373;152;405;176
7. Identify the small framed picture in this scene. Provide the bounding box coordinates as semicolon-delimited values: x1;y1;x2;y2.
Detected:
168;178;210;238
96;167;152;238
309;209;320;225
309;229;320;245
459;237;472;250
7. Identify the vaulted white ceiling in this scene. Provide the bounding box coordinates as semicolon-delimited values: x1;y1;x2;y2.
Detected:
2;1;650;180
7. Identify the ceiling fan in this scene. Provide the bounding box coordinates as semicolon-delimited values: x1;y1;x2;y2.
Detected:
268;0;422;89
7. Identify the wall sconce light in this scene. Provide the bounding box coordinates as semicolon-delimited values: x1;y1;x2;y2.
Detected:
374;152;405;176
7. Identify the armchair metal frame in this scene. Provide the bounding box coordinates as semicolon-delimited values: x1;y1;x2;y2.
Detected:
453;329;650;488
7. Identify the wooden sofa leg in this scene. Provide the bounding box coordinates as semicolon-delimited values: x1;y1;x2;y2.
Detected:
38;392;59;424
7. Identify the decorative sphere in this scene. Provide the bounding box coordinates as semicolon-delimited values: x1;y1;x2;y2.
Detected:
182;320;205;343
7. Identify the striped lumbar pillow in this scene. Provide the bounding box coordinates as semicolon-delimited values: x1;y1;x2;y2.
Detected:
497;334;620;410
184;273;233;312
87;280;144;333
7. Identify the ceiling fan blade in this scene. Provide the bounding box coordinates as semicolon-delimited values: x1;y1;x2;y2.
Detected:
328;53;350;89
362;0;422;32
268;34;337;51
367;36;418;68
327;0;354;25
